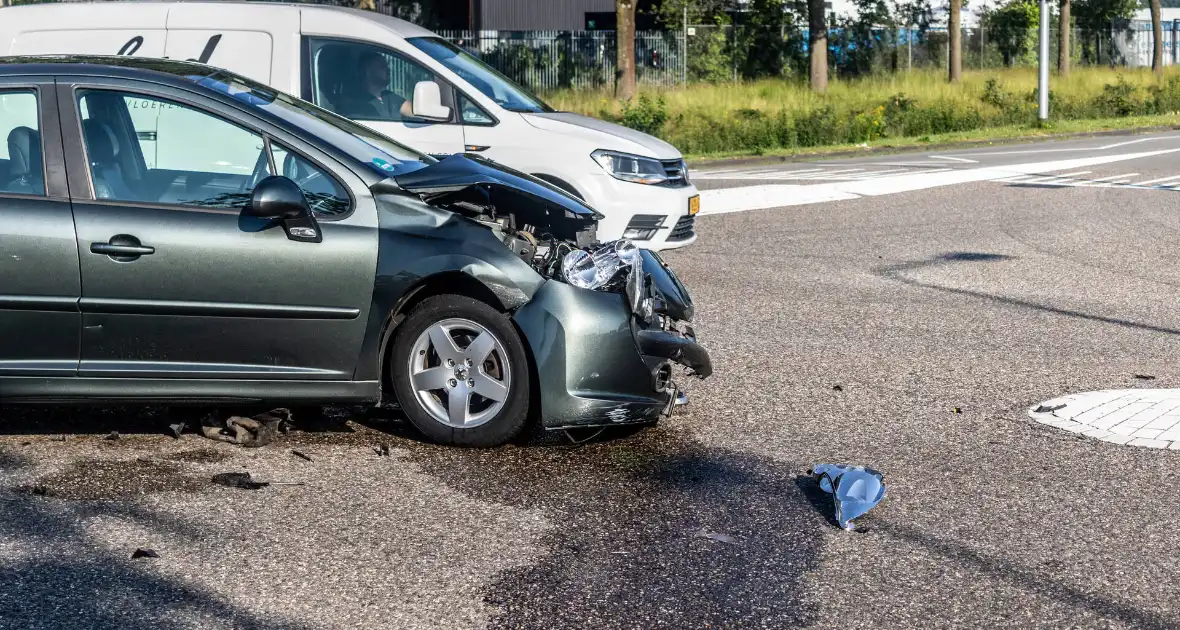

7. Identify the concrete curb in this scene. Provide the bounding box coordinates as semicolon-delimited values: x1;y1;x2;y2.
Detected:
685;124;1180;169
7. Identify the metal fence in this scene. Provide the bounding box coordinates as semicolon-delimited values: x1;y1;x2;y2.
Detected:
437;22;1180;92
437;30;686;91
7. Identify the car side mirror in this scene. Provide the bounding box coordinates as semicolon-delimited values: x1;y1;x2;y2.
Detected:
245;175;321;243
410;81;451;122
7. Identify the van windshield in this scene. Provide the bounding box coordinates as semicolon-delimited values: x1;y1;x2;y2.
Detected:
185;70;433;177
407;37;553;114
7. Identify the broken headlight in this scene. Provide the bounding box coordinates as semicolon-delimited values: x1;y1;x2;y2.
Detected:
561;239;640;290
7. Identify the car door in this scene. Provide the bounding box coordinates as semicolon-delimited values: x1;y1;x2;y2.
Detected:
57;77;377;380
0;78;80;378
303;36;464;157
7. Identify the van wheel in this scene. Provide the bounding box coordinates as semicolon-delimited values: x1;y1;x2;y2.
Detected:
388;295;530;447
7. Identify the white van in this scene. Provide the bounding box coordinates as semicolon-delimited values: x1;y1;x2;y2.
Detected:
0;1;700;250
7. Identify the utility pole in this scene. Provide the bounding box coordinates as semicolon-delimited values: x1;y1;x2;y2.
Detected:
908;24;913;72
1038;0;1049;120
682;6;688;87
980;3;986;69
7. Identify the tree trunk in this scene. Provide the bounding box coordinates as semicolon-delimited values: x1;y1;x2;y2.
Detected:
808;0;827;92
1058;0;1070;75
948;0;962;82
1151;0;1163;74
616;0;637;100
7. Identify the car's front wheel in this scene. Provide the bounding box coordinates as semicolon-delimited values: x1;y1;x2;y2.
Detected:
388;295;531;447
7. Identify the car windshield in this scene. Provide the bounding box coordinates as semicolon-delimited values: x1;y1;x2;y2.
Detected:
406;37;553;114
184;70;433;178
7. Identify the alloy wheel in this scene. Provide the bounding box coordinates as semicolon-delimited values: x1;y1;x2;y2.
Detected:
407;318;512;428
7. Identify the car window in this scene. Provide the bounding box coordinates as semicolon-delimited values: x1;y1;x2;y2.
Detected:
407;37;553;114
269;141;351;217
78;89;268;208
0;90;44;196
458;93;494;126
310;39;448;123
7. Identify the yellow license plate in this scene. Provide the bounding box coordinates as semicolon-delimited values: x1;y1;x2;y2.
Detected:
689;195;700;216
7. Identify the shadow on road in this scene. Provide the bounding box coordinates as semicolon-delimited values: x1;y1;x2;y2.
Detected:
400;428;829;629
0;445;313;630
878;251;1180;337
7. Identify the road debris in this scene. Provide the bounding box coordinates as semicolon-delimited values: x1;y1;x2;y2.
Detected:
168;422;186;439
832;385;843;392
675;391;689;407
952;407;962;414
104;431;120;441
1134;374;1156;380
694;529;738;544
211;472;269;490
131;548;159;559
374;443;392;457
200;408;293;448
291;450;313;462
1034;403;1067;413
810;464;887;530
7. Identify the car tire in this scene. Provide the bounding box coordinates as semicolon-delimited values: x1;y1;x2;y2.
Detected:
388;295;531;447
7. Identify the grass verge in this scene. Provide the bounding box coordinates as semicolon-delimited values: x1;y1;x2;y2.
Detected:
684;114;1180;163
543;68;1180;159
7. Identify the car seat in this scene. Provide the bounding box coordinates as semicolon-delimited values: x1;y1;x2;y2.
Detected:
5;126;43;195
82;119;138;201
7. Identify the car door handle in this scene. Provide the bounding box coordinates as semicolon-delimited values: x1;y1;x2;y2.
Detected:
91;235;154;260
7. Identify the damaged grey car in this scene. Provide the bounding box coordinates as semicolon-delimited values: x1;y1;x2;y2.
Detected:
0;56;711;446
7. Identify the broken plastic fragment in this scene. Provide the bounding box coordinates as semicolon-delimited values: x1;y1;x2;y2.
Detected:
832;385;843;392
104;431;120;441
1034;403;1067;413
675;391;689;407
374;443;391;457
291;450;313;462
1134;374;1156;380
168;422;186;439
694;529;737;544
200;408;293;447
131;548;159;559
211;472;269;490
811;464;887;530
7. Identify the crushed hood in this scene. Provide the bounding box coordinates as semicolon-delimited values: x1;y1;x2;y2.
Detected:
522;112;683;160
393;153;603;221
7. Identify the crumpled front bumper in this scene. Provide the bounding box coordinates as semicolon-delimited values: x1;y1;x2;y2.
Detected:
511;251;711;430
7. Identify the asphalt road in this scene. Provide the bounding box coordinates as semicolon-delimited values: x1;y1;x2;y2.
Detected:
4;131;1180;629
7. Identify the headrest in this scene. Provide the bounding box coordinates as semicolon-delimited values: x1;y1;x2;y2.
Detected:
82;118;119;163
6;126;40;176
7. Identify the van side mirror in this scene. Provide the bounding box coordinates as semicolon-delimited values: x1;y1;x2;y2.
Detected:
410;81;451;122
244;175;321;243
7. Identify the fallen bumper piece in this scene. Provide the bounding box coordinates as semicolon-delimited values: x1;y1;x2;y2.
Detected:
811;464;887;530
200;408;294;447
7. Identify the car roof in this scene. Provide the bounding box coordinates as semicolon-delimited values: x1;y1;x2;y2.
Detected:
0;1;438;39
0;54;241;84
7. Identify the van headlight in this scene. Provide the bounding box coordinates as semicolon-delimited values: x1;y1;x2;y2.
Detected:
592;150;668;185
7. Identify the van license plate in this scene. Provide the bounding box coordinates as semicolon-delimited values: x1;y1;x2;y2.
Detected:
688;195;700;216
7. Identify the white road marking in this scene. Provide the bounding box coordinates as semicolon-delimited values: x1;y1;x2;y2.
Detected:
1132;175;1180;186
699;148;1180;215
929;155;978;163
1029;389;1180;450
1075;173;1138;187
